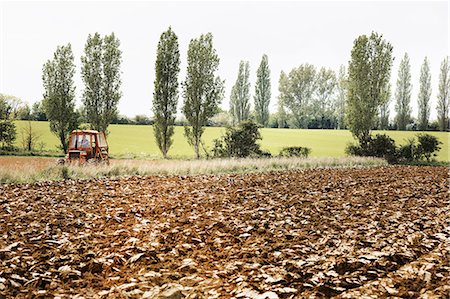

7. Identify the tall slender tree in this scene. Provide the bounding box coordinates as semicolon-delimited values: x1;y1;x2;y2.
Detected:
314;67;337;129
230;61;251;125
254;54;271;127
42;44;78;153
152;27;180;158
379;83;391;130
437;57;450;131
276;97;287;128
417;57;431;131
346;32;393;145
395;53;412;130
182;33;224;159
335;65;347;129
81;32;122;133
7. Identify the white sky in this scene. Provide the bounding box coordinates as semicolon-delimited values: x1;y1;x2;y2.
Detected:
0;0;448;120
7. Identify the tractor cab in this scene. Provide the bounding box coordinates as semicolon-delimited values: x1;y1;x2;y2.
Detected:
67;130;109;164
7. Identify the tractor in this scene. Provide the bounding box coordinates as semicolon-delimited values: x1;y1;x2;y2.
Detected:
63;130;109;165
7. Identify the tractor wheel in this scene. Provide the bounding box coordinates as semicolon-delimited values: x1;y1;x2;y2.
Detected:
56;158;66;165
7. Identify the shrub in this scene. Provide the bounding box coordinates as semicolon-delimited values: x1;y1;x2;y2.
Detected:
416;134;442;162
279;146;311;158
397;138;417;163
212;121;268;158
346;134;397;163
347;133;442;164
366;134;397;163
345;143;366;157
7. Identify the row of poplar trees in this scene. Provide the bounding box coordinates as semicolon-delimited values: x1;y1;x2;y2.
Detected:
392;54;449;131
346;32;449;147
153;27;271;159
42;33;122;153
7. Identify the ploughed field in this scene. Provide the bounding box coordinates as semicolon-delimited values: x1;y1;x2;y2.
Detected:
0;166;449;298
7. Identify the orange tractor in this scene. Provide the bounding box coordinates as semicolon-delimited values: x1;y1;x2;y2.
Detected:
63;130;109;165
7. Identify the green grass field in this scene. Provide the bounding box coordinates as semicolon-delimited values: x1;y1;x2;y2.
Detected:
13;121;449;161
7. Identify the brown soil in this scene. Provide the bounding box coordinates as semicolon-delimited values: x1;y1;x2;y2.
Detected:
0;166;448;298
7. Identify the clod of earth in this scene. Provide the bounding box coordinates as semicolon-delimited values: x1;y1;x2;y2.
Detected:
0;166;449;298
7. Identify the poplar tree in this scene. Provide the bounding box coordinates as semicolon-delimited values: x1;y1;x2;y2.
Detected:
182;33;224;159
230;61;251;125
335;65;347;129
417;57;431;131
153;27;180;158
395;53;412;130
42;44;78;153
437;57;450;131
277;98;287;128
254;54;271;127
346;32;393;145
81;32;122;133
314;67;337;128
379;83;391;130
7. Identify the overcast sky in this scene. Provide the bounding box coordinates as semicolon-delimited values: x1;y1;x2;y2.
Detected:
0;0;448;120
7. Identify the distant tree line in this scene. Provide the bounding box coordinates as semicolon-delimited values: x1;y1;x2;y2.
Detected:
2;28;449;159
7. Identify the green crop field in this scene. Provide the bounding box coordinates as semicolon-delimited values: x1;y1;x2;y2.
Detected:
13;121;449;161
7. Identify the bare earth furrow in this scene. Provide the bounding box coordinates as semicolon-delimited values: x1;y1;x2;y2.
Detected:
0;166;448;298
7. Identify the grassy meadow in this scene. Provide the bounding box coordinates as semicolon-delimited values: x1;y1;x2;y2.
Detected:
12;120;450;161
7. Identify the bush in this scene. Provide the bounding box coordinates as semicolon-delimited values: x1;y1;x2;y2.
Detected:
279;146;311;158
212;121;269;158
366;134;397;163
347;133;442;164
345;143;365;157
397;138;417;163
416;134;442;162
346;134;397;163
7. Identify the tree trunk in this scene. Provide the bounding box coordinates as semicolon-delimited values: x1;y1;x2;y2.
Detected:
60;132;68;154
358;131;371;149
195;142;200;159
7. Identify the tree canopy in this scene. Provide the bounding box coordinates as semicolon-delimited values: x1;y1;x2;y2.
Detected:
182;33;224;159
152;27;180;158
278;64;316;128
346;32;393;145
417;57;431;131
395;53;412;130
437;57;449;131
230;61;251;125
81;32;122;134
42;44;78;153
254;54;271;127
